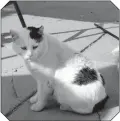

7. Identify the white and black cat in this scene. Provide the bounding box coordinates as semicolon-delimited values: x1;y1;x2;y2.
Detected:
10;26;109;114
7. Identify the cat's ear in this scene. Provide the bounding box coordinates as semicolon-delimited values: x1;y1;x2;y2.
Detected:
38;25;44;35
10;30;19;41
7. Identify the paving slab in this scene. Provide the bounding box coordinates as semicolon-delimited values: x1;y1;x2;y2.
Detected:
2;14;95;33
2;56;26;75
1;74;20;115
12;67;36;98
1;43;16;59
1;52;36;116
66;34;101;52
2;53;36;98
52;31;79;42
97;63;119;109
2;14;118;34
83;34;119;62
103;23;119;28
76;27;102;37
8;101;99;120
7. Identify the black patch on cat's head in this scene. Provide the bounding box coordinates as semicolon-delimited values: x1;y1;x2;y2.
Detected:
73;67;98;85
27;26;43;42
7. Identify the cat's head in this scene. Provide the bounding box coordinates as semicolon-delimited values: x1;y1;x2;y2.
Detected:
10;26;44;61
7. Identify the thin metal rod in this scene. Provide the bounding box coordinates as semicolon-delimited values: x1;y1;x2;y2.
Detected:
80;33;105;53
13;1;26;28
94;23;119;40
1;54;17;60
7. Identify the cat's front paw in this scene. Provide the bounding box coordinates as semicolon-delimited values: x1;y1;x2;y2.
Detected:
60;104;67;110
60;104;72;111
29;94;38;104
30;102;45;111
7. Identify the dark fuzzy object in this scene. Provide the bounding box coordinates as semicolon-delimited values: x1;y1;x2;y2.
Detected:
73;67;98;85
92;95;109;113
27;26;43;42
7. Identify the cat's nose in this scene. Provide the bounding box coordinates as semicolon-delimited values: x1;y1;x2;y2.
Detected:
24;51;32;60
24;55;31;60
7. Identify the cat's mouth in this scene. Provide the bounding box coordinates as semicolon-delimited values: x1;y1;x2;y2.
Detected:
25;56;36;62
18;53;22;56
26;58;31;61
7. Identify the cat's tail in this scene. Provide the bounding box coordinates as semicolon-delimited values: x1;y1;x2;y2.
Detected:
92;95;109;113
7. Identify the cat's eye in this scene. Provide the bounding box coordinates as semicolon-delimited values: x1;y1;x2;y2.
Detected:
21;46;27;50
33;45;38;49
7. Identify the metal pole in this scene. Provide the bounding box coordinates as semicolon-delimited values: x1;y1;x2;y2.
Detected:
94;23;119;40
13;1;27;28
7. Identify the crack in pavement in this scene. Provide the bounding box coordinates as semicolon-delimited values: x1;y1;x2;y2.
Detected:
5;90;37;117
9;66;24;99
11;69;19;99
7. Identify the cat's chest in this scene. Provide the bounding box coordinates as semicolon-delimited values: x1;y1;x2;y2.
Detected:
38;51;59;69
25;51;59;77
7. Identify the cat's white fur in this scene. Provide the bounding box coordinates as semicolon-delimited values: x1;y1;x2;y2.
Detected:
54;57;106;113
10;26;107;114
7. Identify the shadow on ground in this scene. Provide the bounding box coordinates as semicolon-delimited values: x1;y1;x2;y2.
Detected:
2;1;119;22
98;65;119;110
1;33;12;46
